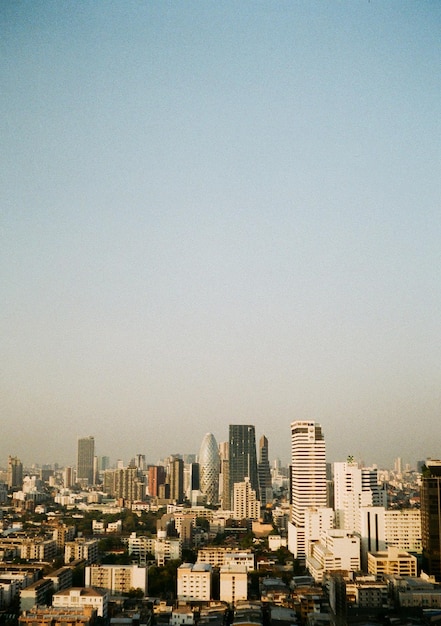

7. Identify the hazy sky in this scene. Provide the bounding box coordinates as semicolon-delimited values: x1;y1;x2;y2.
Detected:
1;1;440;469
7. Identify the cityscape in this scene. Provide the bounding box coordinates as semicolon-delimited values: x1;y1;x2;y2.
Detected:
2;3;440;626
0;421;439;626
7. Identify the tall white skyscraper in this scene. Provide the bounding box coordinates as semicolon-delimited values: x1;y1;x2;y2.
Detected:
289;421;327;560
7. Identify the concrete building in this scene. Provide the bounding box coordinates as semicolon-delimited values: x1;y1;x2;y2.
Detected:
77;437;95;486
64;539;98;565
53;587;108;619
197;548;255;571
177;563;212;602
306;530;360;583
220;565;248;604
85;564;147;596
19;606;97;626
367;547;417;578
289;421;327;560
233;477;260;521
20;578;54;612
7;456;23;489
20;538;57;561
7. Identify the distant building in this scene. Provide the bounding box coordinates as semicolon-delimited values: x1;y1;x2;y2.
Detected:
85;564;147;595
229;425;259;508
199;433;220;505
64;539;98;565
77;437;95;486
258;435;272;508
7;456;23;490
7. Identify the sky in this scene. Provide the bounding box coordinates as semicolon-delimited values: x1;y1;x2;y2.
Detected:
1;1;440;470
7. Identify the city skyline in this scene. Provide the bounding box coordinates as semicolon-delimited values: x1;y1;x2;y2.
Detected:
2;3;440;469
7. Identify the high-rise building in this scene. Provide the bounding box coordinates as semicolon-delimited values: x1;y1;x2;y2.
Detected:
199;433;220;505
421;460;441;581
233;477;260;520
7;455;23;489
77;436;95;486
258;435;272;507
148;465;166;497
289;421;327;560
229;425;259;508
219;441;230;511
168;457;184;504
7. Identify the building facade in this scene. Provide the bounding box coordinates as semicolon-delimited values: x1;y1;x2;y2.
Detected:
199;433;220;505
77;437;95;486
229;425;259;508
289;421;327;560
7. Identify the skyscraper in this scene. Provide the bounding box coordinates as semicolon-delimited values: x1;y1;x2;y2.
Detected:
289;421;327;560
229;425;259;508
77;436;95;486
7;455;23;489
421;460;441;581
199;433;220;505
258;435;272;508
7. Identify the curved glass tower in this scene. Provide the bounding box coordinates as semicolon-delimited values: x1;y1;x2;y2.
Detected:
199;433;220;504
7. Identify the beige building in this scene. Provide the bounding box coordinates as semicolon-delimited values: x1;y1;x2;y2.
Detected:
197;547;255;571
85;564;147;595
64;539;98;565
20;538;57;562
233;478;260;521
368;548;417;578
220;565;248;604
19;605;96;626
177;563;212;602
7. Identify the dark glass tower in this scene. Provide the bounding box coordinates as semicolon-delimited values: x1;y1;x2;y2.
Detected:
229;425;259;507
421;460;441;581
77;436;95;485
258;435;272;507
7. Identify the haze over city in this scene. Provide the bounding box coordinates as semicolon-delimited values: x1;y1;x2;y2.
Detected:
1;2;440;468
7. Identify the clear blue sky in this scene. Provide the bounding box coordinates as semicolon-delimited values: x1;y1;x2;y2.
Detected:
1;1;440;468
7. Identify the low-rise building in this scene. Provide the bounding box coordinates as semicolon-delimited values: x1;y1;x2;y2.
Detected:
64;539;98;565
52;587;108;618
220;565;248;604
19;605;97;626
85;564;147;596
177;563;212;602
367;547;417;578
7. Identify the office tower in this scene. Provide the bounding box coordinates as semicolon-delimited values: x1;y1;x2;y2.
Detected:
148;465;166;497
63;466;74;488
168;457;184;503
7;455;23;489
289;421;327;560
189;463;200;491
77;436;95;485
258;435;272;507
199;433;220;505
229;425;259;508
134;454;146;470
421;460;441;580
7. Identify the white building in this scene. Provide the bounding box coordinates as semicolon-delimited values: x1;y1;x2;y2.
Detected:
233;478;260;521
306;530;360;583
177;563;212;602
219;565;247;604
52;587;108;618
359;507;421;570
288;421;327;560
